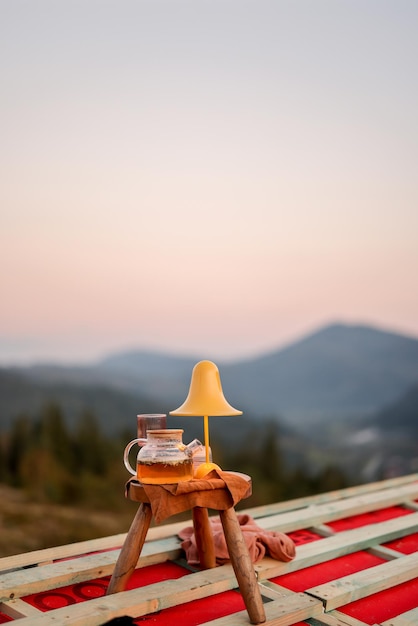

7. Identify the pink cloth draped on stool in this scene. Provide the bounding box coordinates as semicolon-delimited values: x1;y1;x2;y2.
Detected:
179;513;296;565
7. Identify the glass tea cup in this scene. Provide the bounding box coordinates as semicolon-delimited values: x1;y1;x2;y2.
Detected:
136;413;167;438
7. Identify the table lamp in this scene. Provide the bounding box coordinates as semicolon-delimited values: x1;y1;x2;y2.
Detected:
169;360;242;477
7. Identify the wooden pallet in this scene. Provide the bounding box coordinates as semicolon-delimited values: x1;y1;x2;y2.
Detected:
0;472;417;625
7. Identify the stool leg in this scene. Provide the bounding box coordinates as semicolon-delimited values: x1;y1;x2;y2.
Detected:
219;508;266;624
192;507;216;569
106;502;152;595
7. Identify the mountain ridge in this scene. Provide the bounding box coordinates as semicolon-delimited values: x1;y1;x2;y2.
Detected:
1;322;417;431
218;322;418;422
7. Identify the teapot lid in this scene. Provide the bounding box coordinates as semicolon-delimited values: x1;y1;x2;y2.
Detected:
146;429;183;437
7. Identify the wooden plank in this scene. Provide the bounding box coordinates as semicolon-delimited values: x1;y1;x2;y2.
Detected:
405;500;418;511
240;473;418;520
381;607;418;626
368;545;404;560
306;552;418;610
254;482;418;533
199;593;323;626
2;507;416;605
310;524;336;537
0;536;182;602
258;580;295;600
310;611;373;625
255;512;418;581
8;582;323;626
0;533;127;572
0;598;43;619
0;519;194;573
2;564;251;625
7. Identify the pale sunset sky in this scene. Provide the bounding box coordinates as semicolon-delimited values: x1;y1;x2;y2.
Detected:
1;0;418;364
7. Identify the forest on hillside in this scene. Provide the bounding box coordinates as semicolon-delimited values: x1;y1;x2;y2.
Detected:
0;402;351;511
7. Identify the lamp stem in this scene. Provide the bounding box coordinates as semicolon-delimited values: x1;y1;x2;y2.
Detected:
203;415;210;463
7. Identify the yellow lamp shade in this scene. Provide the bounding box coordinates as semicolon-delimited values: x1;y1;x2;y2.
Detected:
170;360;242;417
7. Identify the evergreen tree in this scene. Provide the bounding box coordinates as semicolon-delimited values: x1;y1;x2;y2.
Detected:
36;403;74;471
6;414;32;486
256;420;285;502
74;411;108;475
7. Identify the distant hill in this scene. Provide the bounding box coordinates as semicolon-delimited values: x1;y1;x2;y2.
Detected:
323;381;418;482
219;323;418;425
91;323;418;425
0;368;157;434
15;352;198;411
370;381;418;436
1;323;418;432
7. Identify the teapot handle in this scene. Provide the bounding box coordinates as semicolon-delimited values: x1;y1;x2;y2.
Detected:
123;438;147;476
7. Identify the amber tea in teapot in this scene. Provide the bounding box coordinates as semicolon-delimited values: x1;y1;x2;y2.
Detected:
137;457;193;483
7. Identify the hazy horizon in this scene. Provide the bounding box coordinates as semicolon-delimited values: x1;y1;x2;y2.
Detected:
1;318;417;367
2;1;418;367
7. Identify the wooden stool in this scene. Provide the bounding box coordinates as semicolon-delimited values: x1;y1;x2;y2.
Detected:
106;472;266;624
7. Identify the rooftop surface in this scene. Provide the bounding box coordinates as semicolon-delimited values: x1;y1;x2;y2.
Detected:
0;472;417;625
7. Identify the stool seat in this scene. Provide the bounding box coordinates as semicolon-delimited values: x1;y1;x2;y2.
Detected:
126;471;252;516
107;471;266;624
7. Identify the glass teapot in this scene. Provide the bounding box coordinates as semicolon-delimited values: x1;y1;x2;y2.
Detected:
123;429;203;484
